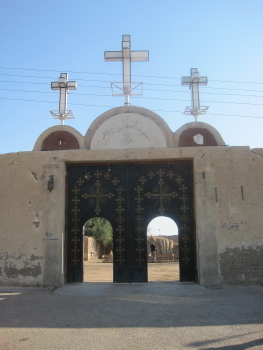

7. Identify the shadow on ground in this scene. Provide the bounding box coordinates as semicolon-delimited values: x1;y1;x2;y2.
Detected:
0;283;262;330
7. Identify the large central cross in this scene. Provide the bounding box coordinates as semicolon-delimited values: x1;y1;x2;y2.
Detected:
82;180;114;215
181;68;208;121
50;73;77;125
104;35;149;105
145;179;177;214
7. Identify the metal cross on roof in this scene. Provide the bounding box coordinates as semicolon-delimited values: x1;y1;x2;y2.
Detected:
181;68;208;121
50;73;77;125
104;35;149;105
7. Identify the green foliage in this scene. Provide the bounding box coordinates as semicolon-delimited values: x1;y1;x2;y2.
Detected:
84;217;113;249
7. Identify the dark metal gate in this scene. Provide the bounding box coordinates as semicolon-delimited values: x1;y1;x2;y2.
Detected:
67;162;195;283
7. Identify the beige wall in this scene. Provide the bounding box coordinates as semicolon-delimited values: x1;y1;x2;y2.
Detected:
0;146;262;287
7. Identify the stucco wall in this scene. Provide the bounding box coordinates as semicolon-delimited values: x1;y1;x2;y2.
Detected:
0;152;65;287
0;146;262;287
213;147;263;284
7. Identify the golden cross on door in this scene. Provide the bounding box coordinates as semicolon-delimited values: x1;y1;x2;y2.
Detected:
145;179;178;214
82;180;114;215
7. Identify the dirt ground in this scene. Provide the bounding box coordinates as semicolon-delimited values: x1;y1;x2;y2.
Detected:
84;260;179;282
1;282;263;350
1;265;263;349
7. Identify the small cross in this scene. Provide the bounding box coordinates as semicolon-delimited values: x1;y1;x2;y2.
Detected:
116;196;124;204
136;247;145;253
135;236;144;244
180;204;189;213
116;258;125;264
112;177;120;186
181;235;190;243
181;224;190;232
116;216;124;224
105;35;149;105
104;172;112;181
72;186;80;195
135;204;144;214
135;194;143;203
135;215;143;223
116;226;125;234
135;258;144;265
72;197;80;205
182;256;191;265
180;214;190;223
181;68;208;121
71;237;80;245
180;184;188;192
166;170;175;179
156;169;166;178
94;170;102;179
139;176;147;185
175;175;183;184
116;246;125;253
135;185;143;193
84;173;92;181
71;246;80;255
116;206;124;215
76;178;84;187
180;194;188;202
135;224;143;233
116;236;125;244
147;171;155;179
71;207;80;215
72;216;80;223
71;226;79;235
116;186;124;193
71;257;80;265
50;73;77;125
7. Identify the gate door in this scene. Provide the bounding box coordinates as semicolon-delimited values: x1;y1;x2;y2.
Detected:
67;162;195;283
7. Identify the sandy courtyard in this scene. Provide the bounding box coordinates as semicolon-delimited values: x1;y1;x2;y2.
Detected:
84;260;180;282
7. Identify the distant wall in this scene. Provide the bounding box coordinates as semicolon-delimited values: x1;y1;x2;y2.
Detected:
84;236;101;261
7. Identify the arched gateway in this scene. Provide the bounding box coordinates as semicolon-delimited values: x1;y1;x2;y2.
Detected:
67;161;195;283
64;106;200;283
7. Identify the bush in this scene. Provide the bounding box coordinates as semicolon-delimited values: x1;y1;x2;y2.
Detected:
84;217;113;249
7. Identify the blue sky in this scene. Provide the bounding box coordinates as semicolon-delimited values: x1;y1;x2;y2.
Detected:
1;0;263;154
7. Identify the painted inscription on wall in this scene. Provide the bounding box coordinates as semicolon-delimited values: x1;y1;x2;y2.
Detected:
220;218;261;243
90;113;167;150
220;219;250;231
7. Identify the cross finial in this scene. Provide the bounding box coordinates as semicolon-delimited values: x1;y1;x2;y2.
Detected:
50;73;77;125
104;35;149;105
181;68;208;121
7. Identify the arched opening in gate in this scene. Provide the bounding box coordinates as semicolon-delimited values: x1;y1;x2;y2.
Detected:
147;216;179;282
83;217;113;282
